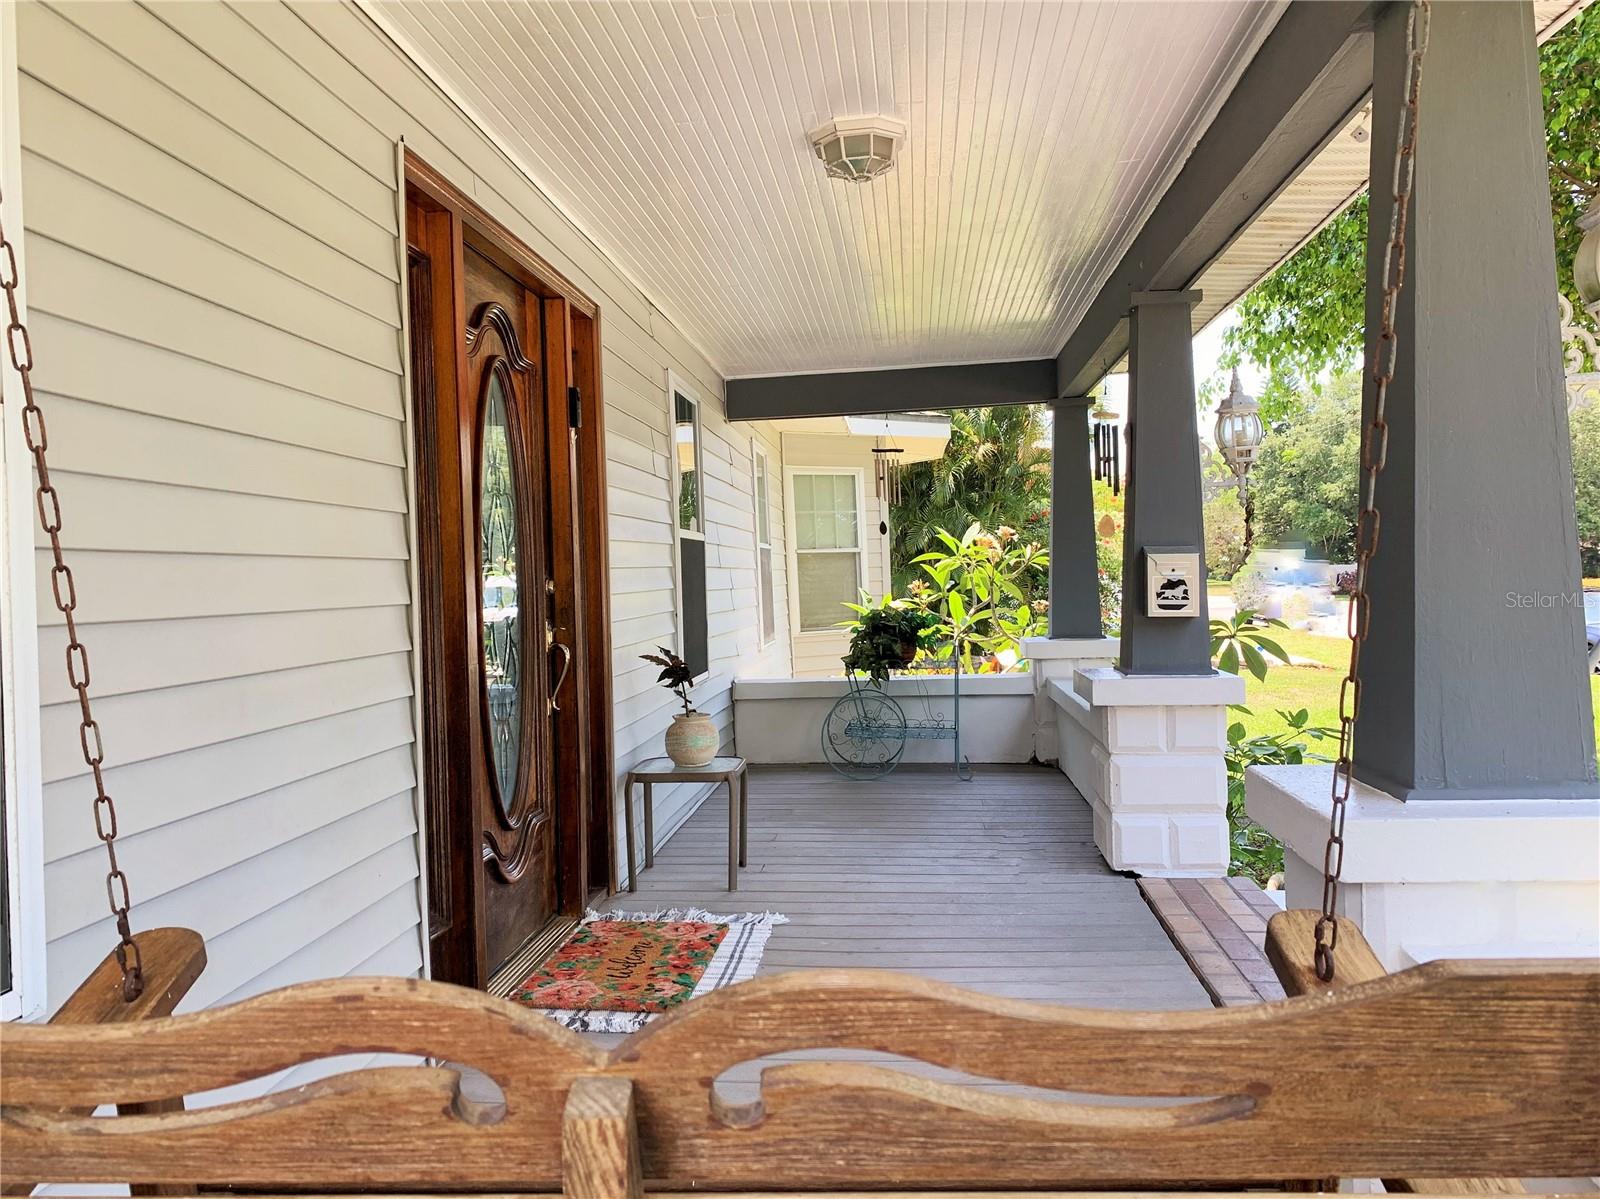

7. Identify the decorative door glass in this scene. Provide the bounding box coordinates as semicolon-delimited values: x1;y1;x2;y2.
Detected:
479;366;523;816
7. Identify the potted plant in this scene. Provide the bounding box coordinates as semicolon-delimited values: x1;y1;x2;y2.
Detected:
641;646;718;767
841;600;940;685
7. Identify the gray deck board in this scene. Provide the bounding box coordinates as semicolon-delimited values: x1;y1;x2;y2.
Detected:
589;764;1211;1097
611;764;1210;1012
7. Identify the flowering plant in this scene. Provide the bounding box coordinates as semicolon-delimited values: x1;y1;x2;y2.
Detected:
905;522;1049;671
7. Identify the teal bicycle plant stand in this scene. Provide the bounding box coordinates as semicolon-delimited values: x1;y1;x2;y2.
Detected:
821;638;973;782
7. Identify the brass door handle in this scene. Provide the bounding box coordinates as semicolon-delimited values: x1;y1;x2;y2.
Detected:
549;641;573;713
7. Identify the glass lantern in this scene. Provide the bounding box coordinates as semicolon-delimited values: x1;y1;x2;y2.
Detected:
1213;369;1264;488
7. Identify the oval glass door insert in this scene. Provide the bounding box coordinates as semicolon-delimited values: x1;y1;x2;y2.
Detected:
479;365;523;818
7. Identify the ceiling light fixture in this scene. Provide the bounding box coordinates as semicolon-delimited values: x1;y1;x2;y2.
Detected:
810;116;904;183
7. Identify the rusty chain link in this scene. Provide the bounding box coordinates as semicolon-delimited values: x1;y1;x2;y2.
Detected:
0;184;144;1000
1315;0;1431;984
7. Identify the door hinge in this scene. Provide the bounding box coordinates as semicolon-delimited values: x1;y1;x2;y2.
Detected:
568;385;582;429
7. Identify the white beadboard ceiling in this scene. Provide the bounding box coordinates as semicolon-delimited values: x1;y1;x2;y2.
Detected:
371;0;1284;378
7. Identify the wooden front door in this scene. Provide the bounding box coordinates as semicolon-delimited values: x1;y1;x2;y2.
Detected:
405;159;614;991
462;251;561;973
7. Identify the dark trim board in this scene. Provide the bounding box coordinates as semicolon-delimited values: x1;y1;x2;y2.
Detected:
725;359;1057;420
1055;1;1376;396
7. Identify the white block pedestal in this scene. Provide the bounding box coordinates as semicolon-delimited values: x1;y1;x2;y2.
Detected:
1047;666;1244;876
1246;764;1600;969
1022;636;1118;763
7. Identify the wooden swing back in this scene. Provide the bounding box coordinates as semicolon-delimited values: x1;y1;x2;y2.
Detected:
3;911;1596;1196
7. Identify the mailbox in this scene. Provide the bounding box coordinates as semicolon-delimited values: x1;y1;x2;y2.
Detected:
1143;548;1201;618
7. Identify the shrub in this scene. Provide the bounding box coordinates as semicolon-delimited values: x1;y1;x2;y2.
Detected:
1209;613;1335;881
1094;538;1122;634
901;523;1050;671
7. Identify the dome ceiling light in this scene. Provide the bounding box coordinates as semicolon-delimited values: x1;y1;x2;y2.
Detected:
809;116;904;183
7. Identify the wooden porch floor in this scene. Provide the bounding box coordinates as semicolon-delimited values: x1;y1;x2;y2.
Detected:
614;763;1212;1011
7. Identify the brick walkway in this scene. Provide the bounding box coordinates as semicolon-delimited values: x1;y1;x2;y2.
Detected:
1137;877;1287;1005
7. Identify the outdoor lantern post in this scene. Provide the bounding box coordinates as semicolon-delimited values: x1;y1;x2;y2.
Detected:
1213;368;1265;555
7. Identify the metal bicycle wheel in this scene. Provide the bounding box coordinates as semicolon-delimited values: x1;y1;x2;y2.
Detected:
821;685;908;780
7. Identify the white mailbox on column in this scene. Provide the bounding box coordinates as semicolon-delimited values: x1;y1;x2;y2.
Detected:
1143;548;1201;618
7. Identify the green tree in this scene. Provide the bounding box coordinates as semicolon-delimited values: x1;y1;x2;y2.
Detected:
1204;486;1247;580
1222;8;1599;378
890;405;1051;590
1251;373;1361;560
1571;404;1600;576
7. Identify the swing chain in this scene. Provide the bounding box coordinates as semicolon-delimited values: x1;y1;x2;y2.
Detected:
0;185;144;1000
1316;0;1430;983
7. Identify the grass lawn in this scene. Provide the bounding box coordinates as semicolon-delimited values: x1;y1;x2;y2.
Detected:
1215;587;1600;750
1224;623;1347;740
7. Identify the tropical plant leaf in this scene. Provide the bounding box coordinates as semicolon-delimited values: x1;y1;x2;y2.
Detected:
1217;642;1240;676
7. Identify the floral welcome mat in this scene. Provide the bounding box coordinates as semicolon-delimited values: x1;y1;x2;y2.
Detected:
511;907;786;1033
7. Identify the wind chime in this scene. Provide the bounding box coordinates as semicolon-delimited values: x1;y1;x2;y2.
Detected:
1090;399;1120;496
872;438;904;505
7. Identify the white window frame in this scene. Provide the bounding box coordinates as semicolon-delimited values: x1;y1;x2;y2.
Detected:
751;440;775;648
784;466;868;636
0;3;46;1022
666;371;710;684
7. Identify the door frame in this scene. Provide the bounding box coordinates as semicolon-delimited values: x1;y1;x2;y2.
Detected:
403;151;615;987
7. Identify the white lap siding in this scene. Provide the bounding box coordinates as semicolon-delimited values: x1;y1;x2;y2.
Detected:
14;0;788;1013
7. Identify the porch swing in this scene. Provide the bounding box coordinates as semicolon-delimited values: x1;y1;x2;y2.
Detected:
1;4;1597;1195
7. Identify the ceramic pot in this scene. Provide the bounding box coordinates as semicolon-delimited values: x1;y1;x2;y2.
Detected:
665;710;718;767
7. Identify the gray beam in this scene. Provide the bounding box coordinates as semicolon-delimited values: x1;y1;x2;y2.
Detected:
1055;1;1375;397
1118;291;1211;675
1353;1;1596;801
725;359;1057;422
1048;397;1102;639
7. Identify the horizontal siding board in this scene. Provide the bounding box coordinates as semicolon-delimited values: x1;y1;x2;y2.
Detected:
36;394;407;512
609;566;675;597
36;473;408;559
28;237;401;416
30;315;405;467
48;0;397;230
45;752;417;938
22;151;402;368
144;0;398;185
216;882;422;1005
34;552;410;627
40;653;414;784
184;839;422;1011
19;75;401;322
348;929;425;977
37;606;413;707
44;697;416;859
46;796;419;1010
17;0;399;273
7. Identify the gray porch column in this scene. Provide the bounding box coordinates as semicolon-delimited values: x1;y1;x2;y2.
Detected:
1355;0;1598;800
1118;290;1210;675
1048;396;1101;638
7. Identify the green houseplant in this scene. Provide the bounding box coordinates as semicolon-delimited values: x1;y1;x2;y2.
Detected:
840;600;940;685
641;646;717;766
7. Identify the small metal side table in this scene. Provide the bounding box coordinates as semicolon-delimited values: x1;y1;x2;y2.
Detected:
622;756;748;891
